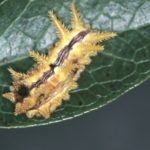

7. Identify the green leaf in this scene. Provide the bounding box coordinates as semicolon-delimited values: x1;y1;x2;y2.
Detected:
0;0;150;128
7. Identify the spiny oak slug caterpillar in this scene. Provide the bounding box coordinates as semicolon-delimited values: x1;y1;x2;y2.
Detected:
3;4;117;119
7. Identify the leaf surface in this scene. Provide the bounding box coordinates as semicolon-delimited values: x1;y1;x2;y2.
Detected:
0;0;150;128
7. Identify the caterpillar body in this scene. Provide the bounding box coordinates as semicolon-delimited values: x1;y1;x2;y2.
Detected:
3;4;116;119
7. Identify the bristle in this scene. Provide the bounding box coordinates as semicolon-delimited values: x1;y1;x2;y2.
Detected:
85;32;117;43
2;92;15;103
70;3;82;29
63;93;70;100
70;3;89;29
15;103;23;115
48;11;69;39
26;109;38;118
8;67;27;81
49;97;62;113
79;43;104;53
70;82;78;90
15;97;36;115
29;50;47;64
72;66;85;81
38;103;50;118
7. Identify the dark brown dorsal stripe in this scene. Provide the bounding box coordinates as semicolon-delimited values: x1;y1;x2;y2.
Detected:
29;30;89;90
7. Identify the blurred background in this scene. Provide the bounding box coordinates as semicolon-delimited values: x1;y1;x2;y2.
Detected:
0;79;149;150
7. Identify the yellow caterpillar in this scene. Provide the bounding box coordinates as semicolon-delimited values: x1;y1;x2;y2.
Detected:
3;4;117;119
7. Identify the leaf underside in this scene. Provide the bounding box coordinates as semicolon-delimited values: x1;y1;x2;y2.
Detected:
0;0;150;128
